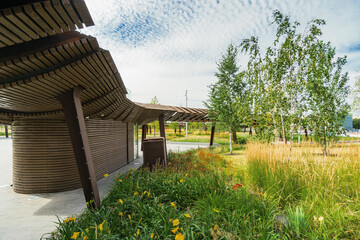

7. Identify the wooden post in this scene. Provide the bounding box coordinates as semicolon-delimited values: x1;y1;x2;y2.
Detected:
159;115;167;162
135;123;139;159
57;86;100;209
126;122;129;164
5;125;8;138
141;124;147;151
210;124;215;147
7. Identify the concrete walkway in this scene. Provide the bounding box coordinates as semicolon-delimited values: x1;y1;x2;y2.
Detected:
0;137;210;240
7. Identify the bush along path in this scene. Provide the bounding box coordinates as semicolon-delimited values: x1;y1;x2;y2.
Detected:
45;149;329;239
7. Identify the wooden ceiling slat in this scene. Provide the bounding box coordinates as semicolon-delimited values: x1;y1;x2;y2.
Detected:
43;1;68;31
29;54;48;69
5;60;28;75
20;56;41;72
72;0;94;27
0;12;32;41
52;0;75;31
13;6;46;38
34;2;62;33
23;4;54;36
2;9;38;40
12;58;35;72
62;0;82;29
49;48;65;62
0;25;22;44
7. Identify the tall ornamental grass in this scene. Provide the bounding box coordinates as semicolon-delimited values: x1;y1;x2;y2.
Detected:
246;142;360;239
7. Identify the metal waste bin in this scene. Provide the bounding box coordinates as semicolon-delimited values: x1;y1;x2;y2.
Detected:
142;137;167;170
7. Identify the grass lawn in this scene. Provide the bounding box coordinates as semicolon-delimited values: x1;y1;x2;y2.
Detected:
45;141;360;239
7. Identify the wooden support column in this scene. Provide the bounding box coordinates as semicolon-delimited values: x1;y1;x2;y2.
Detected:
141;124;147;151
210;123;215;147
159;115;166;139
126;122;129;164
5;125;8;138
57;86;100;209
159;115;167;163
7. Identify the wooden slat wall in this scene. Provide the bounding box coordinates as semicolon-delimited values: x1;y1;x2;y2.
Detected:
86;119;129;180
12;118;133;193
12;118;81;193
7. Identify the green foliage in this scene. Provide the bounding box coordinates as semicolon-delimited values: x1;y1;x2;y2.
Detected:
205;44;248;153
353;118;360;129
238;10;349;152
46;150;282;239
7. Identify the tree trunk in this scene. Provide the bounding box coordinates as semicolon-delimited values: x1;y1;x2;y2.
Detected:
244;127;247;133
149;126;151;134
249;128;252;136
179;125;181;134
229;129;232;155
304;127;309;141
175;128;177;134
232;131;238;144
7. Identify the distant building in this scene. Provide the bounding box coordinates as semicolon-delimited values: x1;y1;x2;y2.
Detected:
344;115;353;131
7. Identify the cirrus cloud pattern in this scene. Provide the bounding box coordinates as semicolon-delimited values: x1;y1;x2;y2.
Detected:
82;0;360;108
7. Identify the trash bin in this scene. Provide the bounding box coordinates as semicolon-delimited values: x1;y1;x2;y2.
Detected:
142;137;167;170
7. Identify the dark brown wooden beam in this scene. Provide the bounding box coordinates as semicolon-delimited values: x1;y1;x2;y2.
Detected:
210;124;215;147
57;86;100;209
141;124;147;151
4;125;8;138
159;114;167;163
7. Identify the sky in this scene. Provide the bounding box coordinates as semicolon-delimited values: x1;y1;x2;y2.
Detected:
81;0;360;109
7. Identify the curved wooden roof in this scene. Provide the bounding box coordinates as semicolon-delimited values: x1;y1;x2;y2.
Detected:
0;0;209;125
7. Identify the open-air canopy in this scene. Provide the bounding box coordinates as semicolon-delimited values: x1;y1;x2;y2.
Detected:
0;0;212;208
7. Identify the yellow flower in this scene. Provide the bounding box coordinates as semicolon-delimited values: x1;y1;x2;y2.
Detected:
171;227;179;233
148;189;151;197
64;217;76;223
119;179;123;182
98;220;105;231
85;229;89;233
184;213;190;218
128;214;131;220
134;192;139;196
175;233;185;240
158;203;163;207
143;190;147;195
194;164;197;167
104;173;109;178
214;224;219;231
180;179;184;183
170;202;176;209
151;233;155;239
168;180;172;183
83;236;88;240
119;199;124;204
71;232;80;239
169;219;173;222
173;219;180;226
118;212;123;216
213;208;219;213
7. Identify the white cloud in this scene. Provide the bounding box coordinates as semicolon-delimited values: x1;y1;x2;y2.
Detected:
82;0;360;108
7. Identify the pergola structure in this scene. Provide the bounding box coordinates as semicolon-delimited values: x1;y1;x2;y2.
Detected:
0;0;213;208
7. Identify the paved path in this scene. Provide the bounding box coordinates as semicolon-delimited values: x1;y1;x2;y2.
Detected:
0;137;210;240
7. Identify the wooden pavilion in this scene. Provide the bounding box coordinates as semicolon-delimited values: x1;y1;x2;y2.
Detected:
0;0;213;208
